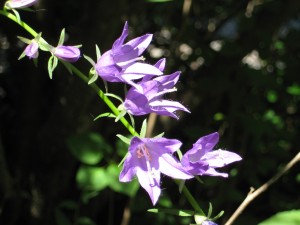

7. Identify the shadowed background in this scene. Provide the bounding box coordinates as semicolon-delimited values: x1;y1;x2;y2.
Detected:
0;0;299;225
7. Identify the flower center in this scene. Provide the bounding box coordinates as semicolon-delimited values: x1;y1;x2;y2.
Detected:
136;144;152;161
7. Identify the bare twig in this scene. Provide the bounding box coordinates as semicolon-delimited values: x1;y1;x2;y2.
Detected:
224;151;300;225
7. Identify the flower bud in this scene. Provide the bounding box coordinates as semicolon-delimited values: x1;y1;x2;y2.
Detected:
53;46;80;63
6;0;37;9
25;41;39;59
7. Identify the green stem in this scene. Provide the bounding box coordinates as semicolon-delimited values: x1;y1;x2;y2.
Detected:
0;9;139;137
175;180;205;215
0;9;205;216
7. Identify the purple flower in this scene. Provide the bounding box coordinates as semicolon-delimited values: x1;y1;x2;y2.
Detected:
24;41;38;59
123;72;190;119
181;132;242;177
5;0;37;9
53;46;80;63
119;137;193;205
95;22;163;84
202;221;218;225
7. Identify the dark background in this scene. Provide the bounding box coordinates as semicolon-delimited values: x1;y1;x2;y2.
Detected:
0;0;300;225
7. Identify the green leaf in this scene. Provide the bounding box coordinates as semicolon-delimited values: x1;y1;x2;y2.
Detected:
93;112;116;121
148;208;195;217
116;134;131;145
107;164;139;197
66;132;111;165
58;28;65;46
76;166;109;191
258;210;300;225
140;119;147;138
77;217;97;225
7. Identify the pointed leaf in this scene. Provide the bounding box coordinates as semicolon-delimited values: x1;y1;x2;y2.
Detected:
95;44;101;61
83;54;96;66
48;55;54;79
115;109;126;122
116;134;131;145
140;119;147;138
105;93;123;103
93;112;116;121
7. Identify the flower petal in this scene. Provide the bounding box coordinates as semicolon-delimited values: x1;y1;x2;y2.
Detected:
136;168;161;205
203;149;242;168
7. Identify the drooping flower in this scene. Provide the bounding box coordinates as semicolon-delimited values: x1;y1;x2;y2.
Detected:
5;0;37;9
181;132;242;177
123;71;190;119
53;46;80;63
119;137;193;205
95;22;163;84
24;40;39;59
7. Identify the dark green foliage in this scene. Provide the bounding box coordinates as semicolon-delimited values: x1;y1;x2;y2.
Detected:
0;0;300;225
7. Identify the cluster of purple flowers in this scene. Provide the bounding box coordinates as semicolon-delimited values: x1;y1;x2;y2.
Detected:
93;22;242;206
94;22;190;119
120;132;242;205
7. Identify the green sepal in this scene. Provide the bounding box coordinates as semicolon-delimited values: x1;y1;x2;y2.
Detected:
195;176;204;184
47;55;58;79
115;109;126;122
176;149;183;160
95;44;101;61
194;215;207;224
178;179;185;193
88;69;98;85
139;119;147;138
128;112;135;130
207;202;213;218
211;210;224;220
105;93;123;103
116;134;131;145
17;36;32;45
93;112;116;121
18;50;26;60
153;132;165;138
118;152;128;167
58;28;65;46
12;9;21;23
148;208;195;217
83;54;96;66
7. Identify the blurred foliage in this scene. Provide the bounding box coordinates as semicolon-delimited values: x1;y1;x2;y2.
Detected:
0;0;300;225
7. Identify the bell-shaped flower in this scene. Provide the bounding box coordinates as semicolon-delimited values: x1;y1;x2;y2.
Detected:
202;221;218;225
123;71;190;119
95;22;163;84
24;40;39;59
53;45;80;63
119;137;193;205
181;132;242;177
5;0;37;9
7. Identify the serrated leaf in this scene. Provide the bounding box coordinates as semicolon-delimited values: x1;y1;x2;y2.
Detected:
93;112;116;121
148;208;195;217
116;134;131;145
140;119;147;138
58;28;65;46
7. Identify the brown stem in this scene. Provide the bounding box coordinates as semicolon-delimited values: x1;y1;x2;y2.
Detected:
224;151;300;225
